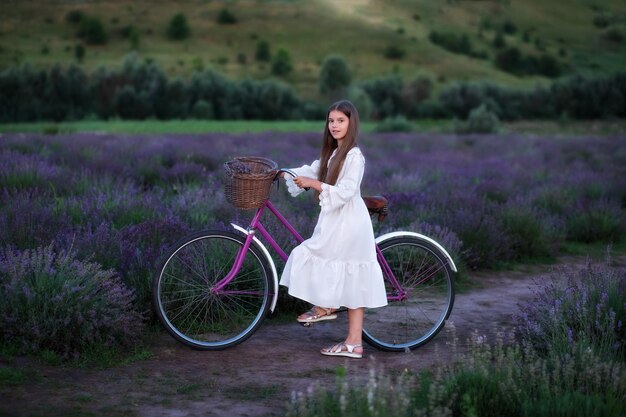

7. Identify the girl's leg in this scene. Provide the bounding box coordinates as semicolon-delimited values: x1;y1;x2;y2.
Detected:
320;307;364;357
345;307;364;353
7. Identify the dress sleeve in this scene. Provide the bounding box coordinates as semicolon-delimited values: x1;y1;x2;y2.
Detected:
284;159;321;197
318;151;364;213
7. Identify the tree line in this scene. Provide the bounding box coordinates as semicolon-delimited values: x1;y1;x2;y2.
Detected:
0;54;624;123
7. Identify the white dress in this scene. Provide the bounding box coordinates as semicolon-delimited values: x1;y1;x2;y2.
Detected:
280;147;388;309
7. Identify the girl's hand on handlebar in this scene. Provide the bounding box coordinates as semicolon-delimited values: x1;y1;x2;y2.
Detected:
294;176;323;192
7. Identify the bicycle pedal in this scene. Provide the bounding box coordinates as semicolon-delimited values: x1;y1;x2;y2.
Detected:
301;322;312;327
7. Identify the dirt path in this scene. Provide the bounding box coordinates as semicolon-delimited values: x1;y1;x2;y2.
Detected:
0;258;604;417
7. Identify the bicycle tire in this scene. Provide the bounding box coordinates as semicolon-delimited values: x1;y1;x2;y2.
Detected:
363;234;455;351
152;230;273;350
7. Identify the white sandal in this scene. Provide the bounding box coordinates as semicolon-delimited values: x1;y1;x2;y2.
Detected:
320;342;363;359
297;306;337;323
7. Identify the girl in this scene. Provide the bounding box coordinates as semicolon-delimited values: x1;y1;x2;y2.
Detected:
280;100;387;359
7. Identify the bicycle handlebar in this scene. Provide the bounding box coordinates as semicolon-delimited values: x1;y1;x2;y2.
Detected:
275;168;298;179
274;168;310;191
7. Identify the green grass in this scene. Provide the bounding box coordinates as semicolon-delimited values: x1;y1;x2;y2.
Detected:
0;119;456;134
0;120;330;134
562;240;626;260
502;120;626;136
0;366;27;386
3;118;624;135
0;340;153;370
72;345;153;370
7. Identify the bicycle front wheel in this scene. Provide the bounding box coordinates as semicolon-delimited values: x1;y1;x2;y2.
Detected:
153;231;272;350
363;235;455;351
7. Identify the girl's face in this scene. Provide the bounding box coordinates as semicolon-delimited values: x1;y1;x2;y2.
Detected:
328;110;350;141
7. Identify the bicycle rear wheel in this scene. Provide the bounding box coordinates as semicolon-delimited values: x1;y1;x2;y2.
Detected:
153;231;272;350
363;235;455;351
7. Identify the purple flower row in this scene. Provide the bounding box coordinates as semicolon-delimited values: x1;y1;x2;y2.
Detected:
0;131;624;304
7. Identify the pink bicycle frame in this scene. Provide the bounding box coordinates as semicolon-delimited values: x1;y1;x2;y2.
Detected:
212;199;406;301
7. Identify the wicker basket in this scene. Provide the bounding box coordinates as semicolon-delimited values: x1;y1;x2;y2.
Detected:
223;156;278;209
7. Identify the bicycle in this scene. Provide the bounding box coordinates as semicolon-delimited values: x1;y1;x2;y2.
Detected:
152;157;457;352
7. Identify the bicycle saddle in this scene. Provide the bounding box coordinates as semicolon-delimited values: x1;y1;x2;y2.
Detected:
363;195;388;222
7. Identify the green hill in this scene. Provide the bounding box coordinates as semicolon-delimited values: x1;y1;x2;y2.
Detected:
1;0;625;99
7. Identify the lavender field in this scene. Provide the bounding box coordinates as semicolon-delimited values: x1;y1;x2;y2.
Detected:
1;131;625;357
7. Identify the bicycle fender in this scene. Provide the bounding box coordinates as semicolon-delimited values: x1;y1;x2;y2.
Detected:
230;223;279;313
375;231;458;273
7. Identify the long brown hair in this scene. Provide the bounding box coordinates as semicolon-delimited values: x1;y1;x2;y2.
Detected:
317;100;360;189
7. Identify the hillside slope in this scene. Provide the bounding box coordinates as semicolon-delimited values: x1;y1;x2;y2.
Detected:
1;0;625;98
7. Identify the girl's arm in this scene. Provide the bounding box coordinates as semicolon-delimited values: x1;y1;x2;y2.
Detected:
318;151;364;212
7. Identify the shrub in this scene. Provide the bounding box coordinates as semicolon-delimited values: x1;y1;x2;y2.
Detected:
271;48;292;76
603;27;624;43
114;85;152;119
495;48;561;77
383;44;405;59
454;104;500;134
129;28;140;50
359;75;404;119
495;47;523;73
187;68;239;119
551;73;626;119
191;99;214;119
0;245;144;358
438;82;494;119
593;13;612;29
77;16;108;45
238;79;301;119
74;44;85;61
299;101;326;119
493;31;507;48
347;87;373;120
565;199;624;243
501;19;517;34
119;25;133;38
415;99;450;119
255;40;271;62
121;25;140;49
373;115;413;132
516;259;626;361
167;13;190;40
442;334;626;417
438;198;512;270
65;10;85;24
533;54;562;77
402;75;433;117
429;31;480;58
534;36;546;52
318;54;351;96
497;203;561;260
217;8;237;24
429;30;468;53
